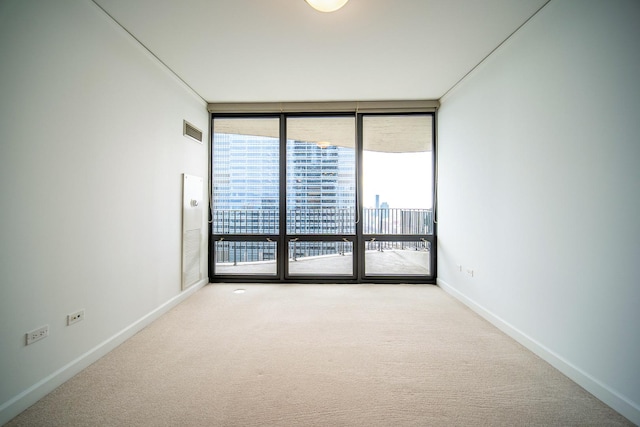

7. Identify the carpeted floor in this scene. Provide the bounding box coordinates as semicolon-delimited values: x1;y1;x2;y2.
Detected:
6;284;633;426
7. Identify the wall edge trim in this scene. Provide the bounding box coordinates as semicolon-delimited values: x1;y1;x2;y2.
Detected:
436;278;640;425
0;279;208;426
89;0;207;107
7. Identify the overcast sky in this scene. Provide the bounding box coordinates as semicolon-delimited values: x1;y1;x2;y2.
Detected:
363;151;433;210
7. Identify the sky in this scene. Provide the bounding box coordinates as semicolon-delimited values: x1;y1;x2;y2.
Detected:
362;151;433;209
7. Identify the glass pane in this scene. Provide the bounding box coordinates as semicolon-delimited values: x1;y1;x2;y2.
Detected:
286;117;356;235
213;118;279;234
364;241;431;276
214;241;277;276
362;115;434;235
288;241;353;276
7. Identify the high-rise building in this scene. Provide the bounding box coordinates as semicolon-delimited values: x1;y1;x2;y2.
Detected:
212;133;356;262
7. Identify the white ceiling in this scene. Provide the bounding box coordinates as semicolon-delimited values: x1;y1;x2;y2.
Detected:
92;0;549;103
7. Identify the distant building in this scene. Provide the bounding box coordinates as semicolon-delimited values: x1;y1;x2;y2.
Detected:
213;133;356;262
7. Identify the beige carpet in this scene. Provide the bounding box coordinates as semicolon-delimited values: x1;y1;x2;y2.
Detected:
6;284;632;426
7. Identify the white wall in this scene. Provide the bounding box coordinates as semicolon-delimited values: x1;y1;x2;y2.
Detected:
437;0;640;423
0;0;209;423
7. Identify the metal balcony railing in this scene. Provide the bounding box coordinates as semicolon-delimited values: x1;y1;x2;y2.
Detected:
362;208;434;235
213;208;433;265
212;208;433;235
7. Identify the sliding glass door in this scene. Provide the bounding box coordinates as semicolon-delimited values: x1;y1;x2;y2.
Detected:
211;111;435;283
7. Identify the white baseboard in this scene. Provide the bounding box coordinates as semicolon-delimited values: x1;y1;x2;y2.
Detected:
437;278;640;426
0;279;207;426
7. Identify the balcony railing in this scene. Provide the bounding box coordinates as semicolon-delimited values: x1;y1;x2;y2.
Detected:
362;208;434;235
212;208;433;235
213;208;433;265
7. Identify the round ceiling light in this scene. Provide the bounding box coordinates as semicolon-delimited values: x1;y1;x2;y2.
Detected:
305;0;349;13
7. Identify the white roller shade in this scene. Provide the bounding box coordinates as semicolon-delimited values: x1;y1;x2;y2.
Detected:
212;106;434;153
208;100;438;114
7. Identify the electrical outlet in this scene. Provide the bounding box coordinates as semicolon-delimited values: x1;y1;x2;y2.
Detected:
456;264;463;272
67;309;85;326
26;325;49;345
466;269;475;277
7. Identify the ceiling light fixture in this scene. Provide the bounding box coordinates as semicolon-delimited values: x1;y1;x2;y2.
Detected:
305;0;349;13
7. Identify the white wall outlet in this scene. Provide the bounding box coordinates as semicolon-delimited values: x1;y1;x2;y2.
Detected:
466;269;475;277
67;309;85;326
456;264;463;272
26;325;49;345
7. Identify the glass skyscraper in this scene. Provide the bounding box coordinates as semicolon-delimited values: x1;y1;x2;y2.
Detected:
213;131;356;262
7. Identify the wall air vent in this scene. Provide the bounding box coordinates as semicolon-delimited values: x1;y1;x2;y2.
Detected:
183;120;203;143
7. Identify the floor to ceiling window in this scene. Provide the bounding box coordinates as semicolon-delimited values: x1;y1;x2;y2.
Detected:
212;117;280;277
286;116;357;278
361;114;434;277
210;102;437;283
